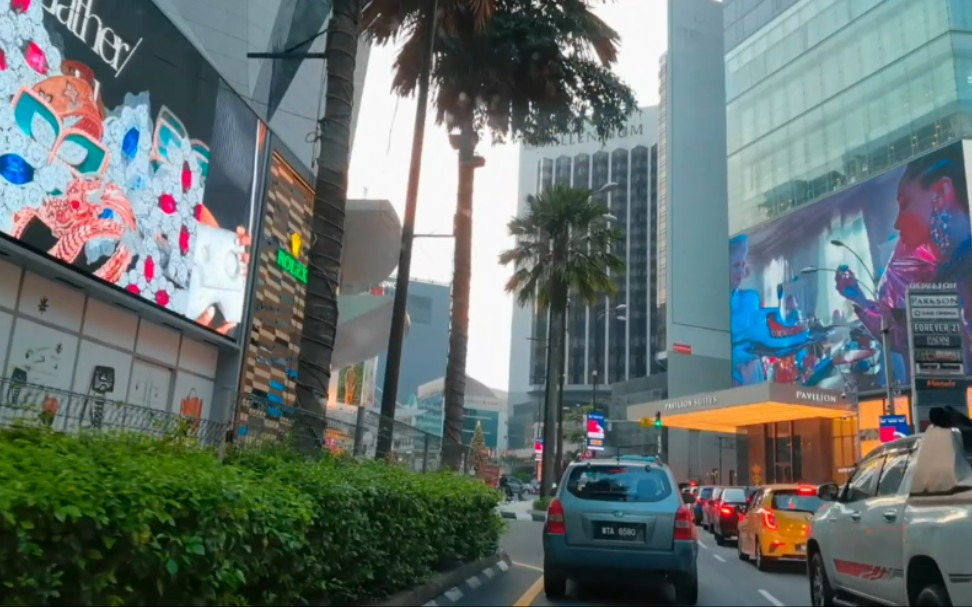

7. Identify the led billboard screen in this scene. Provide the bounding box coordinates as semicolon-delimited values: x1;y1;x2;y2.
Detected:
730;140;972;392
0;0;261;339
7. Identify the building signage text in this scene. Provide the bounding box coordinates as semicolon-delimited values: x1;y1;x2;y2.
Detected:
276;249;308;284
907;283;965;378
663;395;717;411
43;0;143;77
795;390;838;403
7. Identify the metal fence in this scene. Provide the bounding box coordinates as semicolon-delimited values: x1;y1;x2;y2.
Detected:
0;375;465;473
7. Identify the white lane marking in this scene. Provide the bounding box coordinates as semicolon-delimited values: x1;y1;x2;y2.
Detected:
444;587;464;602
511;560;545;573
713;554;726;562
497;560;510;572
423;602;438;607
697;540;708;549
466;575;482;589
759;589;785;607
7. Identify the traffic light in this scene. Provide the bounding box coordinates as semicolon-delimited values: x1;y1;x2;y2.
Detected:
654;412;662;428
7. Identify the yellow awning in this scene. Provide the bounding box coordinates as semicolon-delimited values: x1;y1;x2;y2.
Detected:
657;401;851;434
626;383;855;434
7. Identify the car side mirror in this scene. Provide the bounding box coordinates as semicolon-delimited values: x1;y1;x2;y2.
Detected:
818;483;840;502
737;504;749;514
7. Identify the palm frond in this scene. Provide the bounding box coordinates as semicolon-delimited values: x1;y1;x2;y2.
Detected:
499;185;625;312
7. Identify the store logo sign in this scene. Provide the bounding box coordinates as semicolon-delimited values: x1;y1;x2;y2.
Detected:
276;249;307;284
795;390;838;403
663;395;717;411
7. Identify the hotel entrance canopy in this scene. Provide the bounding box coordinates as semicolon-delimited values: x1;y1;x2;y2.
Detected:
626;384;854;434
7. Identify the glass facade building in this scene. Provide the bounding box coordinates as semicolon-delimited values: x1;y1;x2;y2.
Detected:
725;0;972;235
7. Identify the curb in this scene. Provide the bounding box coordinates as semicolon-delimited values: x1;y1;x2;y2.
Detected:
368;552;512;607
500;511;534;521
531;511;546;522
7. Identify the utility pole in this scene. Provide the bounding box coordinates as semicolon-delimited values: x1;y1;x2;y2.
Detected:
376;0;439;459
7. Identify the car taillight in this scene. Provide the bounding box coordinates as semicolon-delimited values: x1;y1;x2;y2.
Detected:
763;511;778;531
545;498;566;535
675;506;694;540
797;485;816;496
720;505;734;516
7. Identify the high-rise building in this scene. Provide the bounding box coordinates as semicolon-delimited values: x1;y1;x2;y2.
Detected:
507;108;660;412
724;0;970;234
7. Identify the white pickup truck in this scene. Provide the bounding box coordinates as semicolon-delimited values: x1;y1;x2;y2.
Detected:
806;407;972;607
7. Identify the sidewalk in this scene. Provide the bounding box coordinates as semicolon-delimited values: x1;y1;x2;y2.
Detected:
498;498;536;521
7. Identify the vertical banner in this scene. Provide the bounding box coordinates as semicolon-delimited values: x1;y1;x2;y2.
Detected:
906;282;967;430
586;411;606;451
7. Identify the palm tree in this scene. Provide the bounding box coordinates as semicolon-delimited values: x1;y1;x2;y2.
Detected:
499;185;624;497
365;0;636;470
294;0;363;435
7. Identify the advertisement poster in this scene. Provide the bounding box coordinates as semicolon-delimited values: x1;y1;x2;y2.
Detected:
586;411;605;451
0;1;261;339
730;141;972;392
337;361;365;406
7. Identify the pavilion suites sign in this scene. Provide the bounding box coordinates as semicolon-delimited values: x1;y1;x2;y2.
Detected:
795;390;838;403
664;395;717;412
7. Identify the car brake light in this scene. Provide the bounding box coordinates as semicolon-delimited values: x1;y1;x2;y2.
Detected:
763;511;778;531
674;506;694;540
720;505;734;516
797;485;816;496
546;498;566;535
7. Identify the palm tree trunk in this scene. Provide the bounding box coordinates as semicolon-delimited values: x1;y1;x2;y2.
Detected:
555;321;566;476
541;299;566;497
442;124;481;470
294;0;361;447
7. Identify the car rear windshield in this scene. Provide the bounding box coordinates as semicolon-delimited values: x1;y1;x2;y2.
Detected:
772;490;825;513
699;487;714;499
720;488;746;503
566;465;673;503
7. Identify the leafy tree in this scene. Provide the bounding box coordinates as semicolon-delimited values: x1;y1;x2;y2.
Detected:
500;185;624;496
294;0;362;433
469;421;489;472
365;0;636;470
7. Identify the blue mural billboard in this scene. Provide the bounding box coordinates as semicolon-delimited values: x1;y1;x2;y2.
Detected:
730;141;972;392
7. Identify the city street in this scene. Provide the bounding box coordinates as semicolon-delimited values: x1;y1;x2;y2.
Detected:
454;519;810;606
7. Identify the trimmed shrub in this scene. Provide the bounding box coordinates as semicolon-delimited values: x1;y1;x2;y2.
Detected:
0;427;502;606
533;496;551;512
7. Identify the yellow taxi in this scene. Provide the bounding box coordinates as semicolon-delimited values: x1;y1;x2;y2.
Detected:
736;484;825;571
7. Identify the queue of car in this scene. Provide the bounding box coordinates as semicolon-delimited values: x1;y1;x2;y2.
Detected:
673;406;972;607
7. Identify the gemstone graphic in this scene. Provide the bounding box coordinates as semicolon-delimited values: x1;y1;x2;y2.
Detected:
179;225;190;255
126;284;140;295
144;256;155;282
181;161;191;192
24;41;47;74
0;49;7;71
0;153;34;185
69;199;80;210
11;0;30;14
159;193;176;214
194;204;203;221
98;208;114;220
122;127;139;160
155;290;169;306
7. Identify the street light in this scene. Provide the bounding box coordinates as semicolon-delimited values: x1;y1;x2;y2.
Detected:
591;304;627;412
799;267;876;298
821;241;895;416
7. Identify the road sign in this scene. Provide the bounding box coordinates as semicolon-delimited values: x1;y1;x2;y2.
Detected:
907;283;967;429
640;417;651;428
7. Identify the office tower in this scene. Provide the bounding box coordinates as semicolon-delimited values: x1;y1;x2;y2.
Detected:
507;108;660;412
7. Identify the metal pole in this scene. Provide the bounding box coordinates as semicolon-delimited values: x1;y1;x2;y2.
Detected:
422;434;430;473
880;316;895;416
376;0;439;459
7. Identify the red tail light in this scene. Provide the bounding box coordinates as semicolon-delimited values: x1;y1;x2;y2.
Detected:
675;506;694;540
762;511;778;531
797;485;816;496
720;505;734;516
545;498;566;535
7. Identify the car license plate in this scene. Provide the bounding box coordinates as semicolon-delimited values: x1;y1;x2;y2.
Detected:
594;523;643;541
796;544;806;552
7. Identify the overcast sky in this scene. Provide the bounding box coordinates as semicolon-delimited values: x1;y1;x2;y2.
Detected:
348;0;669;391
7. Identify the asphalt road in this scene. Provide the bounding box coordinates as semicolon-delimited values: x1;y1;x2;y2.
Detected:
454;520;811;606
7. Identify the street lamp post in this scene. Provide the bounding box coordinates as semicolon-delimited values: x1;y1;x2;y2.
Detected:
801;248;896;417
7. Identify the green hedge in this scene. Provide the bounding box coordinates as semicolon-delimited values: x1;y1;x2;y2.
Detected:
0;428;503;606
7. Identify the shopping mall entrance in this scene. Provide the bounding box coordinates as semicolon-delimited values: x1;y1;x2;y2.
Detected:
626;383;858;485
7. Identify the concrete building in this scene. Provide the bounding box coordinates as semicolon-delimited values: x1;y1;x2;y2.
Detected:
375;279;451;406
416;376;509;453
507;107;661;432
630;0;972;488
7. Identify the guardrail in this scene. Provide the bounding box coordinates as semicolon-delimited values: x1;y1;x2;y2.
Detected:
0;376;468;473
